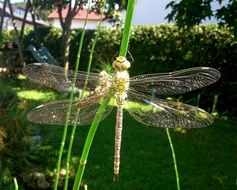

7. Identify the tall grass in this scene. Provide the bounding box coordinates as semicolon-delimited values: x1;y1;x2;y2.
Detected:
63;2;106;190
166;129;180;190
72;0;137;189
53;0;182;189
53;1;92;189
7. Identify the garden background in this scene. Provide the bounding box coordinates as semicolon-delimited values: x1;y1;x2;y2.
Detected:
0;1;237;188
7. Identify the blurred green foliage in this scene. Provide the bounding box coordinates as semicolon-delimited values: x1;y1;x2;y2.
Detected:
1;24;237;189
1;25;236;116
166;0;237;35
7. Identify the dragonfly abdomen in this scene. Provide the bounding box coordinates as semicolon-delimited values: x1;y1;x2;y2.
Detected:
114;104;123;176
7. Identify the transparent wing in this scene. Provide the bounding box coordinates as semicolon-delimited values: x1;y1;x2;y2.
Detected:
126;90;213;128
129;67;221;95
27;99;113;125
23;63;100;93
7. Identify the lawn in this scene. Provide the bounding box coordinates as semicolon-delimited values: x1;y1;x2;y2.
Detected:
0;75;237;190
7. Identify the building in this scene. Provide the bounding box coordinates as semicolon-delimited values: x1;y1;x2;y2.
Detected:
0;1;48;30
48;7;112;29
47;1;171;29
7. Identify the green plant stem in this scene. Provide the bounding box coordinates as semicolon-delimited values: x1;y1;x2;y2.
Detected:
53;120;68;190
166;128;180;190
0;161;2;190
119;0;136;56
63;123;77;190
13;177;18;190
211;94;218;113
72;95;112;190
54;2;91;190
72;0;136;189
63;4;104;190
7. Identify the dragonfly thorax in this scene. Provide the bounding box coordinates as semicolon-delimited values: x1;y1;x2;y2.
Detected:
114;70;129;105
91;71;112;95
98;71;111;86
112;56;130;104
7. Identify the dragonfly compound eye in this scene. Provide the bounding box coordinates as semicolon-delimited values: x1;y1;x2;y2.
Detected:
112;56;131;71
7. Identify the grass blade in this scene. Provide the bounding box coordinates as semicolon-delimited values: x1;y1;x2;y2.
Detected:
63;3;105;190
54;1;91;189
166;128;180;190
119;0;136;56
72;0;137;189
13;177;18;190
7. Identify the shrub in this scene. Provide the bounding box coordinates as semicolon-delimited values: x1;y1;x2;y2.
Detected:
1;25;236;115
93;25;237;115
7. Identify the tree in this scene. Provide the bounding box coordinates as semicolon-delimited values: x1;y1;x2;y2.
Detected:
34;0;88;71
33;0;128;71
166;0;237;35
92;0;128;27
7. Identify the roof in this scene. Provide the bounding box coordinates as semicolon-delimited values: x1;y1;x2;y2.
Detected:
48;7;102;20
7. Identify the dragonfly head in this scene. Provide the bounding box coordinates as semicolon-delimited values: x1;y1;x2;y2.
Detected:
112;56;130;71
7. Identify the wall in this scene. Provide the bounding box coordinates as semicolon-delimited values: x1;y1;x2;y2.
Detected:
49;19;113;29
1;16;34;30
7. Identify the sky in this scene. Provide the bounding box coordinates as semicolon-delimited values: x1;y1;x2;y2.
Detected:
132;0;227;25
133;0;171;25
11;0;24;2
10;0;226;25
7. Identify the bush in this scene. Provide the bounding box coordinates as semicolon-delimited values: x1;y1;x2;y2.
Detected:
93;25;237;115
1;25;236;115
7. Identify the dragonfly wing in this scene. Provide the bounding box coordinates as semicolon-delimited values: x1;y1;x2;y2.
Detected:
27;99;113;125
129;67;220;95
23;63;100;92
126;90;213;128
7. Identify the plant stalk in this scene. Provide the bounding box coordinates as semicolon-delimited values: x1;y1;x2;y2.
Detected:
54;2;91;189
73;0;136;189
72;95;112;190
63;3;104;189
119;0;136;56
166;128;180;190
13;177;18;190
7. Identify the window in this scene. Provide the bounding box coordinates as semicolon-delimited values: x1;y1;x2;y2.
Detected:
15;7;25;16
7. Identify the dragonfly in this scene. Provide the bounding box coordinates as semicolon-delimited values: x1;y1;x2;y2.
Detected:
22;56;221;177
